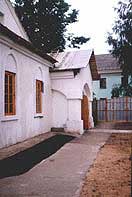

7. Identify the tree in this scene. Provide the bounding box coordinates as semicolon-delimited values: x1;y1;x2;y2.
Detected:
111;83;132;98
14;0;89;53
107;0;132;97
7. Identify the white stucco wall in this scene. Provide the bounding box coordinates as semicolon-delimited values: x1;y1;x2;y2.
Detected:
52;90;67;128
51;64;94;134
93;72;122;99
0;0;29;40
0;38;53;148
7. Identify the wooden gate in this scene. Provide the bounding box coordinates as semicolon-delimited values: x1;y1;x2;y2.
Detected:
96;97;132;122
81;95;89;129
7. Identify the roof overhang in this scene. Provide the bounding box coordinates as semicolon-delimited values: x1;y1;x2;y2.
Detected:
98;69;122;74
0;11;4;16
50;67;80;77
0;23;57;64
89;51;100;80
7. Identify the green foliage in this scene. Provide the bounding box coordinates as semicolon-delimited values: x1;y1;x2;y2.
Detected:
107;0;132;77
111;85;120;98
14;0;90;53
111;82;132;98
67;33;90;48
108;0;132;97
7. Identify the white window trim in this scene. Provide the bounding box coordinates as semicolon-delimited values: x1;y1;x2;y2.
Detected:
1;115;19;122
1;53;20;121
34;67;44;117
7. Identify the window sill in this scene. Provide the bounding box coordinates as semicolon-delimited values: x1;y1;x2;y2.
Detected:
1;115;19;122
34;114;44;119
100;88;106;89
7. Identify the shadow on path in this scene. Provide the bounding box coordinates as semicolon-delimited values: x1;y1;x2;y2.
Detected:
0;134;75;179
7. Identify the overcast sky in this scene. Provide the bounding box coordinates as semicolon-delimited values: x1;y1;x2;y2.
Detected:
66;0;119;54
11;0;119;54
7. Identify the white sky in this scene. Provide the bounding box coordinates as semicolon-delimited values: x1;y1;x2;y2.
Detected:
11;0;119;54
66;0;119;54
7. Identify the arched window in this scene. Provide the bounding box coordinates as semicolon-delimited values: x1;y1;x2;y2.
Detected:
4;55;16;116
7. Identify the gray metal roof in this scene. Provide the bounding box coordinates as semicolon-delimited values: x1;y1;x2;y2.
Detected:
95;54;121;71
51;49;93;70
50;49;99;80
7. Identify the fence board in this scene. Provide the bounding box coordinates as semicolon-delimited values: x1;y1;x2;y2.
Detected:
96;97;132;122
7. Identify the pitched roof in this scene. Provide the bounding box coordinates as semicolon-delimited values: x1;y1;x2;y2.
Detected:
0;0;29;41
95;54;121;72
0;23;57;64
50;50;99;80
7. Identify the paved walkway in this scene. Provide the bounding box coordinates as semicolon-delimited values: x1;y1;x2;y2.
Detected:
0;131;110;197
91;128;132;133
0;132;55;160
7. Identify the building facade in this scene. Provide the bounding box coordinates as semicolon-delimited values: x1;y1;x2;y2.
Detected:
50;50;98;134
93;54;123;99
0;0;56;148
0;0;98;148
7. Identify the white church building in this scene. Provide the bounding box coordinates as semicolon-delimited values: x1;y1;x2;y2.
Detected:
0;0;98;148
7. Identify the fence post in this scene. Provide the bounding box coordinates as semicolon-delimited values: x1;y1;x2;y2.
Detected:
126;96;128;122
92;98;98;126
112;98;115;121
105;98;108;122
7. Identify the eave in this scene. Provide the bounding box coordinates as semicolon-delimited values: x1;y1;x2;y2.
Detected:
0;23;57;64
89;51;100;80
50;68;80;77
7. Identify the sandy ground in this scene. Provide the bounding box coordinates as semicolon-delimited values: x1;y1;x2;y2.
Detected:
80;133;132;197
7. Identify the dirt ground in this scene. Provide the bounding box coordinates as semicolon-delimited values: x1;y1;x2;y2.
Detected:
80;133;132;197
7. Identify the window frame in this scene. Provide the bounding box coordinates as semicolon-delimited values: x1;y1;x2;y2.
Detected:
36;80;43;114
4;71;16;116
100;78;106;89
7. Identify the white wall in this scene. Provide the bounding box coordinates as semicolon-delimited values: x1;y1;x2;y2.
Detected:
52;90;67;128
51;64;94;134
0;38;53;148
0;0;29;40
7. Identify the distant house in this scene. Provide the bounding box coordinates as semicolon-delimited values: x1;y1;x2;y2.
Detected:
0;0;98;148
93;54;125;99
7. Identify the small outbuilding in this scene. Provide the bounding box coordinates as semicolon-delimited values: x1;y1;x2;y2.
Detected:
50;50;99;134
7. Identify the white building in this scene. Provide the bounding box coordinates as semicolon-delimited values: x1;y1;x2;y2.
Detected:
50;50;99;134
0;0;56;148
0;0;98;148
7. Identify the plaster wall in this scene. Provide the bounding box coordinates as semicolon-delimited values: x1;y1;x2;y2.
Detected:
0;0;28;40
52;90;67;128
51;64;94;134
93;73;122;99
0;40;52;148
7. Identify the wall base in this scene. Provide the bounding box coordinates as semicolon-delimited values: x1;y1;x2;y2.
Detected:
89;116;94;128
65;120;84;135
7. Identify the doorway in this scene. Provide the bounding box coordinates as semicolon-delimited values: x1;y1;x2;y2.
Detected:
81;95;89;130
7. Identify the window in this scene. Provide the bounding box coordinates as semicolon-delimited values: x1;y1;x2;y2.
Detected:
100;78;106;89
5;71;16;115
121;76;128;86
36;80;43;113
